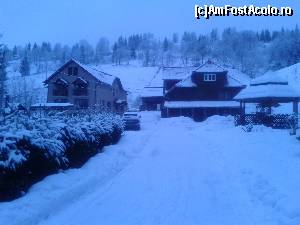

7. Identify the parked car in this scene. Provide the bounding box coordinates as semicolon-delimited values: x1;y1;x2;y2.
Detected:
123;111;141;130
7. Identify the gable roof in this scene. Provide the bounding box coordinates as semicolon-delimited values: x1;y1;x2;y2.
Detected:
194;60;227;73
234;84;300;101
235;71;300;101
44;59;117;86
174;61;249;88
160;66;197;80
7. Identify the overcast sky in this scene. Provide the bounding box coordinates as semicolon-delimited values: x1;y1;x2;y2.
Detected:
0;0;299;47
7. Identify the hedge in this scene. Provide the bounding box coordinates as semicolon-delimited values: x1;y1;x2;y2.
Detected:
0;112;124;201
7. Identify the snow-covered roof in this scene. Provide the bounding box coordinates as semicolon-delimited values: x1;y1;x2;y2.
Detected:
194;60;227;73
175;66;249;88
46;59;117;86
251;71;288;86
160;66;197;80
140;87;163;98
175;77;197;88
175;74;246;88
235;70;300;101
164;101;240;108
226;68;250;86
234;84;300;101
31;103;74;107
72;59;116;86
274;62;300;89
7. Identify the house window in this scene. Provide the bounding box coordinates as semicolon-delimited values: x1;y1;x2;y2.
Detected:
73;67;78;76
68;67;79;76
73;85;88;96
68;67;73;75
73;78;88;96
53;84;68;96
204;74;216;82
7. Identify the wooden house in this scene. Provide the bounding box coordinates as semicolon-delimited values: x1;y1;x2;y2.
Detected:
161;60;247;121
44;59;127;113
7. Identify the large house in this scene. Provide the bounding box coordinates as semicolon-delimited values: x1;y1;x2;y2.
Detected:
161;60;248;121
44;59;127;113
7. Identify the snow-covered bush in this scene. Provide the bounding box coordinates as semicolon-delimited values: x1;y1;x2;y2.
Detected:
0;112;124;201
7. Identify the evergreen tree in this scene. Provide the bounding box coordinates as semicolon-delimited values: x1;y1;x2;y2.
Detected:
20;56;30;76
71;43;80;61
172;33;179;43
259;30;266;42
31;43;39;66
95;37;110;64
196;35;210;64
210;29;218;42
80;44;86;64
272;31;280;41
264;30;272;42
60;45;70;65
111;36;130;65
77;40;94;64
12;46;18;60
112;43;119;65
53;43;62;61
128;35;141;60
181;32;198;65
26;42;31;60
163;38;169;52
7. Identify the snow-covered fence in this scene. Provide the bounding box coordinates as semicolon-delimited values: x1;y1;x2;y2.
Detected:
0;112;124;201
234;114;296;130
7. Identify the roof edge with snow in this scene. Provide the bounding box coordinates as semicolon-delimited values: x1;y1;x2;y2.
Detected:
44;58;119;87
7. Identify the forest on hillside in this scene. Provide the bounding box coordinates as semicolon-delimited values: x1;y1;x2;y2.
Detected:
2;26;300;77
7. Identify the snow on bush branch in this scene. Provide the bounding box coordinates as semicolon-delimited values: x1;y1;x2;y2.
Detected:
0;112;124;171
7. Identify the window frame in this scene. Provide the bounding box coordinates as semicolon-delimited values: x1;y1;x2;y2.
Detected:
204;73;217;82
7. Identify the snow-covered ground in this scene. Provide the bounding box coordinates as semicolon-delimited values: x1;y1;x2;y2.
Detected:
1;112;300;225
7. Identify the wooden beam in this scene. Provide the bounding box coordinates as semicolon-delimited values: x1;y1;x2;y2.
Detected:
240;101;245;115
293;100;298;128
291;100;299;135
293;100;299;114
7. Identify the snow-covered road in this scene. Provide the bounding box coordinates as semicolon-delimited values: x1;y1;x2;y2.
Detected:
1;112;300;225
